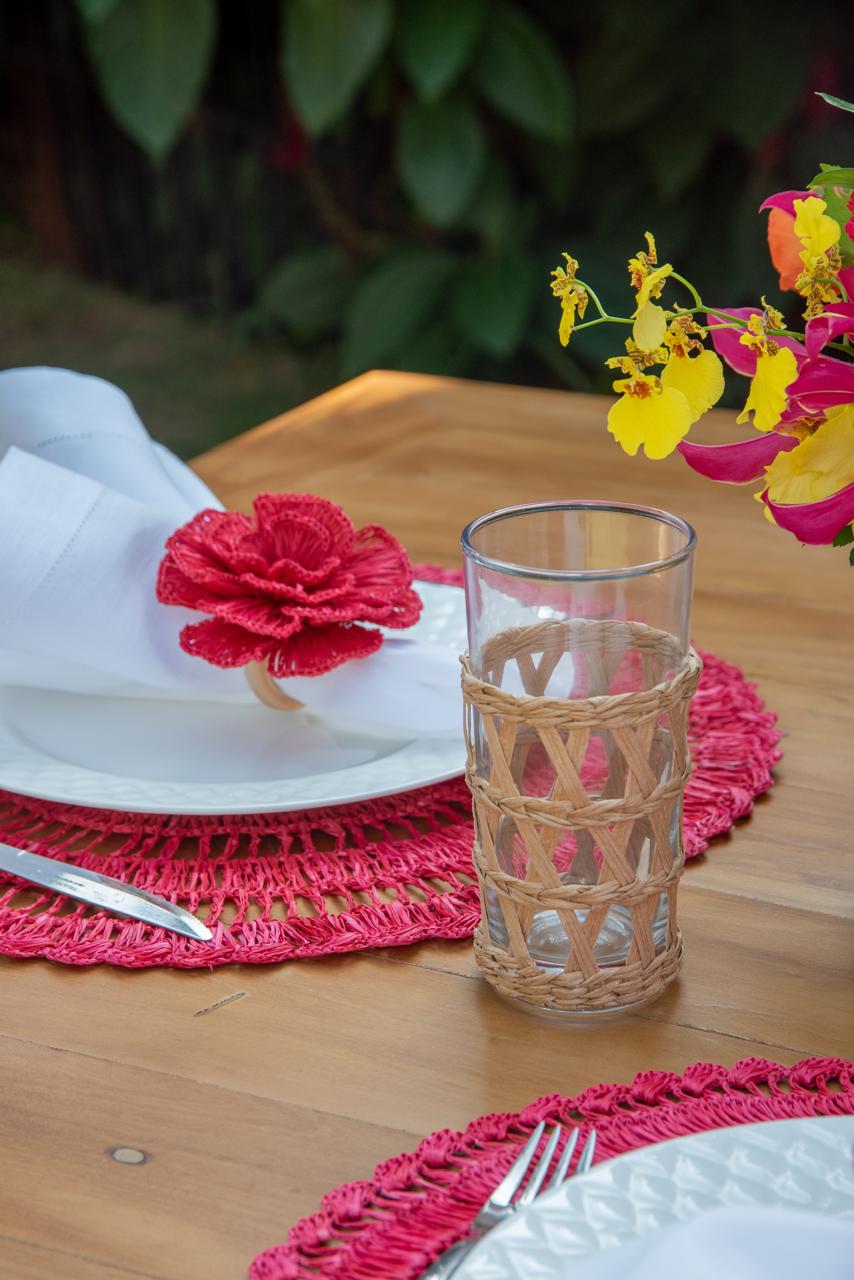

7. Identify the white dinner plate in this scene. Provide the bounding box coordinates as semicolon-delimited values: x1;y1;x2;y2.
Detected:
0;581;467;815
456;1115;854;1278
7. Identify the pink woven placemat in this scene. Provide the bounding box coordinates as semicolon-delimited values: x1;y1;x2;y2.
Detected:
250;1056;854;1279
0;568;780;969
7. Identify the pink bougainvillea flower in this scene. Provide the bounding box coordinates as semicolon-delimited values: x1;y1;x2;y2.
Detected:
706;308;806;376
761;407;854;544
846;189;854;241
157;493;422;678
804;301;854;358
759;190;816;218
678;430;799;483
787;354;854;415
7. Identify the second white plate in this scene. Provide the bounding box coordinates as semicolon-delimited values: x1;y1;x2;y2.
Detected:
456;1115;854;1278
0;581;467;815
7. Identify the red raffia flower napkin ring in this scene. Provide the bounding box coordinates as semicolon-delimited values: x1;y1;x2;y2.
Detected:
157;493;422;711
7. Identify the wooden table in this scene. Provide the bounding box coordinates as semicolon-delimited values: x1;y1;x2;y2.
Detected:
2;372;853;1279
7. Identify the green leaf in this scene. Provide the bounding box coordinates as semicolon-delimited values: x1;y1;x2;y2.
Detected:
396;96;486;227
474;2;572;142
76;0;121;21
849;544;854;567
575;20;676;137
643;116;713;201
342;249;454;376
391;316;471;376
396;0;485;101
833;525;854;547
451;251;537;358
709;10;809;147
817;92;854;115
259;245;356;339
462;156;519;251
809;166;854;189
283;0;391;136
83;0;215;160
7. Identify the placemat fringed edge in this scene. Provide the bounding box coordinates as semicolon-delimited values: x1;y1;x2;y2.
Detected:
249;1057;854;1280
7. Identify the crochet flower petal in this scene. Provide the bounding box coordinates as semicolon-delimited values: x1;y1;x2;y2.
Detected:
346;525;416;593
678;431;799;483
254;494;354;565
178;618;271;668
214;598;303;639
267;622;383;679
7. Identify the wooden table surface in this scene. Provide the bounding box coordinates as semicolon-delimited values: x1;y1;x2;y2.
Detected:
2;372;853;1279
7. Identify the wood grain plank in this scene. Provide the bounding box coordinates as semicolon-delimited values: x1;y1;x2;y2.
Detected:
0;1035;417;1280
0;939;814;1139
0;1236;158;1280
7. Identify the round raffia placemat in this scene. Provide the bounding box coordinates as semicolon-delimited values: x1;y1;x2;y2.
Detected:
248;1056;854;1279
0;568;781;969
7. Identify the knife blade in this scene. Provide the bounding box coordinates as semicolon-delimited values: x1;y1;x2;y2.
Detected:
0;842;212;941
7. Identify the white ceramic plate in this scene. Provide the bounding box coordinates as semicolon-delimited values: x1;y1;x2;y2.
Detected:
456;1116;854;1278
0;581;467;815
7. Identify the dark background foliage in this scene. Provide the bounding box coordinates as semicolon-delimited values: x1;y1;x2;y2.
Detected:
1;0;852;452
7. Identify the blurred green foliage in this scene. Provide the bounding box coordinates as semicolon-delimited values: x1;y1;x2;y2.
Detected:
73;0;853;394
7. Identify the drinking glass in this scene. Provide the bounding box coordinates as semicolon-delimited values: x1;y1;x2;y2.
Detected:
461;500;697;1016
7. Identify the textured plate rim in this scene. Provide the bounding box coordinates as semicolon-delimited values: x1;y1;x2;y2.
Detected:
0;582;466;815
456;1115;854;1277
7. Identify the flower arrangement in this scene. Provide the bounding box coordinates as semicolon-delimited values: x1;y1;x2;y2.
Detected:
552;93;854;559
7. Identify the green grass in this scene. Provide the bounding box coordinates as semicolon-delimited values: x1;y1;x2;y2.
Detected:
0;255;324;458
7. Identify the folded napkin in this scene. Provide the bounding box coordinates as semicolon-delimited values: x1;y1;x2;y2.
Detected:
0;367;460;737
568;1206;854;1279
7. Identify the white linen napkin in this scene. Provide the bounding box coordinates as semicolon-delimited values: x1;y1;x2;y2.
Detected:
567;1206;854;1279
0;367;461;737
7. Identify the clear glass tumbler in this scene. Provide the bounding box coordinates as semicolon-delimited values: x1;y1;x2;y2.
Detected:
461;501;696;1016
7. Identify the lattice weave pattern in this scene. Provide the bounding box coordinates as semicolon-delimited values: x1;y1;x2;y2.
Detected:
463;619;702;1012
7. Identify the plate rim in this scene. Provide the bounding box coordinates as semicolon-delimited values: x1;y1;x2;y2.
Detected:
0;581;466;815
456;1115;854;1276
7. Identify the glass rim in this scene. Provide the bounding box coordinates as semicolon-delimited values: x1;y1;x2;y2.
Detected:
460;500;697;582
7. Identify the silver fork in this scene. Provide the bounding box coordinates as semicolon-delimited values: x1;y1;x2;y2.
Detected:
420;1123;598;1279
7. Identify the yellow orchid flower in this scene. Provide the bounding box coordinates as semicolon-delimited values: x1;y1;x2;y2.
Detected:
763;406;854;505
736;310;799;432
793;196;841;268
550;254;589;346
792;196;843;318
660;348;725;421
628;234;674;352
607;372;693;460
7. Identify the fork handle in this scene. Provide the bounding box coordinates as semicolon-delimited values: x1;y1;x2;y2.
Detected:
419;1236;477;1279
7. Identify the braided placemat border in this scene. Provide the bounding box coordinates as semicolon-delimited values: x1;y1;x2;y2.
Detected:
249;1056;854;1279
0;568;781;969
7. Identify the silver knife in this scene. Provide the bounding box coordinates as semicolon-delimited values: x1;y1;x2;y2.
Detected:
0;841;212;941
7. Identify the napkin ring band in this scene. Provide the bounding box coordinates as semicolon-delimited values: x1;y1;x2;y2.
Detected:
245;661;304;712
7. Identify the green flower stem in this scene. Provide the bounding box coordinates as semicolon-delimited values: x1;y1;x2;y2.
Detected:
670;271;703;308
571;315;633;334
574;279;610;321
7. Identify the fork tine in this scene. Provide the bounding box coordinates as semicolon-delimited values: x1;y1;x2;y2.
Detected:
575;1129;597;1174
515;1125;562;1207
487;1121;546;1209
548;1126;579;1189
